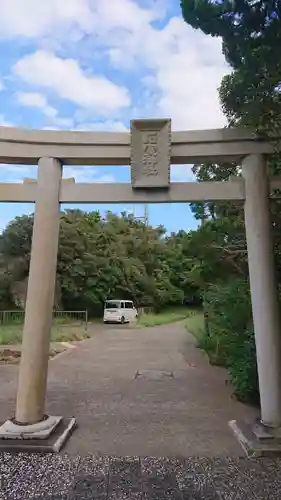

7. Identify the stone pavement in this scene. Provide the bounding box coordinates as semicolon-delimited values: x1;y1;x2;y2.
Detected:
1;453;281;499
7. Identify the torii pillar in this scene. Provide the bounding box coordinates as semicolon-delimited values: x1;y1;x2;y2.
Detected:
230;154;281;456
0;157;76;452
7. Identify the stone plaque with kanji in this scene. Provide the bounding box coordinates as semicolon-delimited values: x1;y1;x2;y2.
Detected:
130;118;171;188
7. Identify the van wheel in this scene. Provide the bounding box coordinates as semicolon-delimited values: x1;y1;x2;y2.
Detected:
121;316;125;324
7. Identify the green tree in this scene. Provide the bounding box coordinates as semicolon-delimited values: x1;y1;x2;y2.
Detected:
0;210;197;315
179;0;281;402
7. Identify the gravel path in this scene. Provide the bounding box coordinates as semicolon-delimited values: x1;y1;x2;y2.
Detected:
0;453;280;499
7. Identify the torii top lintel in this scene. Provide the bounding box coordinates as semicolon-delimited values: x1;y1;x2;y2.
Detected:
0;119;276;166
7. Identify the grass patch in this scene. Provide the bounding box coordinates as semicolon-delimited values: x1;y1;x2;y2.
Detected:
0;325;22;345
0;324;90;345
50;325;90;342
185;311;226;366
184;310;205;342
137;307;194;327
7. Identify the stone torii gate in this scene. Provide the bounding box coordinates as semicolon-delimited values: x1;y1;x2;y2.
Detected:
0;118;280;456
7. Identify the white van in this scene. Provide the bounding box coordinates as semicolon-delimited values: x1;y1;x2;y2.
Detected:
103;300;138;324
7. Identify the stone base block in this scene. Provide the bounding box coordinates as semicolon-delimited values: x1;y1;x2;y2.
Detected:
0;415;62;439
229;419;281;457
0;417;76;453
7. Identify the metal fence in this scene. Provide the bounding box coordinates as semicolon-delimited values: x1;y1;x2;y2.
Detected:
52;310;88;330
0;310;89;346
0;310;88;330
137;306;154;315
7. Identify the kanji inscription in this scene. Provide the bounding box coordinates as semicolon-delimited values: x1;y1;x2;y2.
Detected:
130;119;171;189
142;131;159;176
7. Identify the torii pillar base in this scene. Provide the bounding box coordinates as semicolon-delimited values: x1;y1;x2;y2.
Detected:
0;415;76;453
229;419;281;458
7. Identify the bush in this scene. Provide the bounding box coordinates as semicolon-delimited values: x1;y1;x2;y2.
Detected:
201;278;259;404
228;324;259;405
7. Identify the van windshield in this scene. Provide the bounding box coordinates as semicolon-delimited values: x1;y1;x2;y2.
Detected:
105;301;120;309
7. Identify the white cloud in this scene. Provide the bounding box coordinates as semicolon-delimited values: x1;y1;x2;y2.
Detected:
43;118;127;132
6;0;229;131
16;91;57;118
93;0;158;33
75;120;128;132
0;0;94;39
63;166;116;183
104;15;229;129
0;164;116;184
152;21;228;129
0;0;230;234
41;117;127;132
0;79;4;91
13;50;131;115
0;0;162;41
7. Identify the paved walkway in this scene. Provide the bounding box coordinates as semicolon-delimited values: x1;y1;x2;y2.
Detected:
1;321;276;499
0;322;256;456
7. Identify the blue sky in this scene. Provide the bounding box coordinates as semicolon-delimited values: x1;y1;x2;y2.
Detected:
0;0;229;233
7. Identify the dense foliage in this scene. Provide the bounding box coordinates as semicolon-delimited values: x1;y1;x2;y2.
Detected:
180;0;281;403
0;210;200;317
